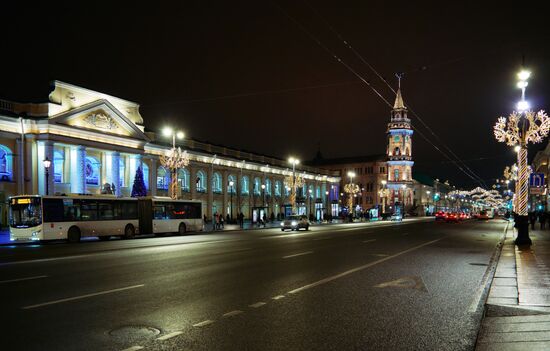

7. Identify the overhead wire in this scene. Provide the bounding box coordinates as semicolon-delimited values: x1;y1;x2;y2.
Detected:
299;0;488;187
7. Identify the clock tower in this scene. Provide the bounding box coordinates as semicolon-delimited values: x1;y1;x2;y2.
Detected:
386;77;414;212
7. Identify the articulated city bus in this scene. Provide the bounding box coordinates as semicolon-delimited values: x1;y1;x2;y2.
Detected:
8;195;203;242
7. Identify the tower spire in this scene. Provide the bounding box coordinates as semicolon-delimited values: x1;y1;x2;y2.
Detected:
393;73;405;109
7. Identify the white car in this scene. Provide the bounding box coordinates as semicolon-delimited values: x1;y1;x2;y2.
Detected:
280;215;310;231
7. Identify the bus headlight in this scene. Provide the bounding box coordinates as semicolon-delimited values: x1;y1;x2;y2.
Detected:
31;230;42;237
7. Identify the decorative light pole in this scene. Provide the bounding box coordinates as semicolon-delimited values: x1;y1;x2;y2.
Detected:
308;188;313;217
160;127;189;199
43;157;51;195
285;157;303;214
325;190;329;220
229;180;234;221
261;184;266;207
344;171;360;217
426;190;431;215
494;69;550;245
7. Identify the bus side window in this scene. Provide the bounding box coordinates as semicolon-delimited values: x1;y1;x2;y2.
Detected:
153;205;165;219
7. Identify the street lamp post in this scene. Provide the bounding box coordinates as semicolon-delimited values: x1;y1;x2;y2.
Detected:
427;190;431;215
261;184;266;207
43;157;51;195
229;180;234;221
161;127;188;200
494;69;550;245
308;188;313;217
380;180;388;215
325;190;329;221
288;157;300;214
344;171;359;219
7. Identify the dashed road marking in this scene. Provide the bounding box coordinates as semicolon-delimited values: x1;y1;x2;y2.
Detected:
156;331;183;341
223;310;243;317
121;346;143;351
249;302;266;308
0;275;48;284
272;295;285;300
371;254;389;257
193;320;214;327
287;238;443;295
362;239;376;243
22;284;145;309
283;251;313;259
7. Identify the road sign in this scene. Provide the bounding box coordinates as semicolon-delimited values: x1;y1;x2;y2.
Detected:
530;187;546;195
529;173;545;188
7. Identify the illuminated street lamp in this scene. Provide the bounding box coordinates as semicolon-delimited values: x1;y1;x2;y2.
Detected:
286;157;302;214
494;69;550;245
160;127;189;199
379;180;389;215
308;188;313;217
261;183;266;207
43;157;51;195
344;171;360;218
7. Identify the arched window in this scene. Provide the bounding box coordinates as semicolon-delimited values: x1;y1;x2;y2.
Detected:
157;166;169;190
0;145;12;182
142;163;149;190
227;174;236;193
119;158;126;187
316;186;321;199
394;169;399;181
394;147;400;155
265;179;272;195
85;156;100;185
212;172;222;193
275;181;281;196
53;150;64;183
253;177;261;195
284;184;290;196
308;184;314;198
241;176;249;195
178;168;190;192
301;184;307;197
196;170;207;192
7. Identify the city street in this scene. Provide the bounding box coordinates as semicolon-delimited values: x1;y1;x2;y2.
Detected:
0;219;507;351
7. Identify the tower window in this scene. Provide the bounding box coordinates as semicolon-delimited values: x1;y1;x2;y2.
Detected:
394;169;399;181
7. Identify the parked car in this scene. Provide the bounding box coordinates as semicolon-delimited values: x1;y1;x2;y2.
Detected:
281;215;310;231
390;213;403;221
435;211;446;221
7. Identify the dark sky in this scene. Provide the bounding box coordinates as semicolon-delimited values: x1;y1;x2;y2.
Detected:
2;1;549;187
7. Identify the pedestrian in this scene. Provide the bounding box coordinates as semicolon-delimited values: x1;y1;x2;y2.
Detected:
215;212;220;230
226;213;230;224
220;214;224;229
239;212;244;228
541;212;547;230
262;213;267;227
529;211;536;230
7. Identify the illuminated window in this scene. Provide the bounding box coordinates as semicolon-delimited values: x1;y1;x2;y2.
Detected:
394;169;399;181
196;170;207;192
157;166;169;190
212;172;222;193
265;178;272;195
85;156;100;185
254;177;261;195
119;158;125;187
227;174;236;193
178;168;190;192
275;181;281;196
54;150;64;183
316;186;321;199
241;176;249;195
0;145;12;182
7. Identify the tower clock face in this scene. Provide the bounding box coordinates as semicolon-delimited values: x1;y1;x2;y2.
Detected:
393;135;400;142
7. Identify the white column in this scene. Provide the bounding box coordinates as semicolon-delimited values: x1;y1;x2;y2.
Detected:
71;145;86;194
150;158;157;196
111;151;121;196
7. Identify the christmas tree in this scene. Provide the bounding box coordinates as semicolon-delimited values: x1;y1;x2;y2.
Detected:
131;166;147;197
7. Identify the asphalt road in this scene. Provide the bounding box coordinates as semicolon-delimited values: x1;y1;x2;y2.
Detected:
0;218;508;351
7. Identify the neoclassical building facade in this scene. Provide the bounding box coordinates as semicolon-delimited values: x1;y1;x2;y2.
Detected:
0;81;340;226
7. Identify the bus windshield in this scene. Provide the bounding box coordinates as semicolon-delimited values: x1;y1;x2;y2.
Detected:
9;197;42;228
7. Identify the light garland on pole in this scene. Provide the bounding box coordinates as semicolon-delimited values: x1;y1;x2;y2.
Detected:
160;127;190;200
285;157;304;214
493;69;550;245
344;171;360;216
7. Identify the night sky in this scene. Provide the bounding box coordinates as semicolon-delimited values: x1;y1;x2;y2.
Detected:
2;1;549;187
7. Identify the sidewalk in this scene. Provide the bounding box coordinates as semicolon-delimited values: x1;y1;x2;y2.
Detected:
476;225;550;350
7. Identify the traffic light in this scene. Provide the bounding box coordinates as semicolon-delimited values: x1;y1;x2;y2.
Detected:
433;193;440;202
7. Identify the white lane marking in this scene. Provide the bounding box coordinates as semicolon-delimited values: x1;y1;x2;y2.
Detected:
283;251;314;259
223;310;243;317
272;295;285;300
156;331;183;341
249;302;266;308
22;284;145;310
287;238;443;295
121;346;143;351
371;254;389;257
362;239;376;243
0;275;48;284
193;320;214;327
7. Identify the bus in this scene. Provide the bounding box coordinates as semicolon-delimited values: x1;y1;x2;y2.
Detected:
8;195;203;242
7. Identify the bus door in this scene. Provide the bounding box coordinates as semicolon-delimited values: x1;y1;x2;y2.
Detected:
138;199;153;234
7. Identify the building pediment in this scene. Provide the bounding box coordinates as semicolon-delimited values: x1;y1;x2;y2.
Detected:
49;99;150;142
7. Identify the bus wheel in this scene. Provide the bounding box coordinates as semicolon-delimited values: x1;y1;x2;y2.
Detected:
178;223;187;235
124;224;135;239
68;226;81;243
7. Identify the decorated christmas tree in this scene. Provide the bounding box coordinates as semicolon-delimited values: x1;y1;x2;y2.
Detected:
131;166;147;197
